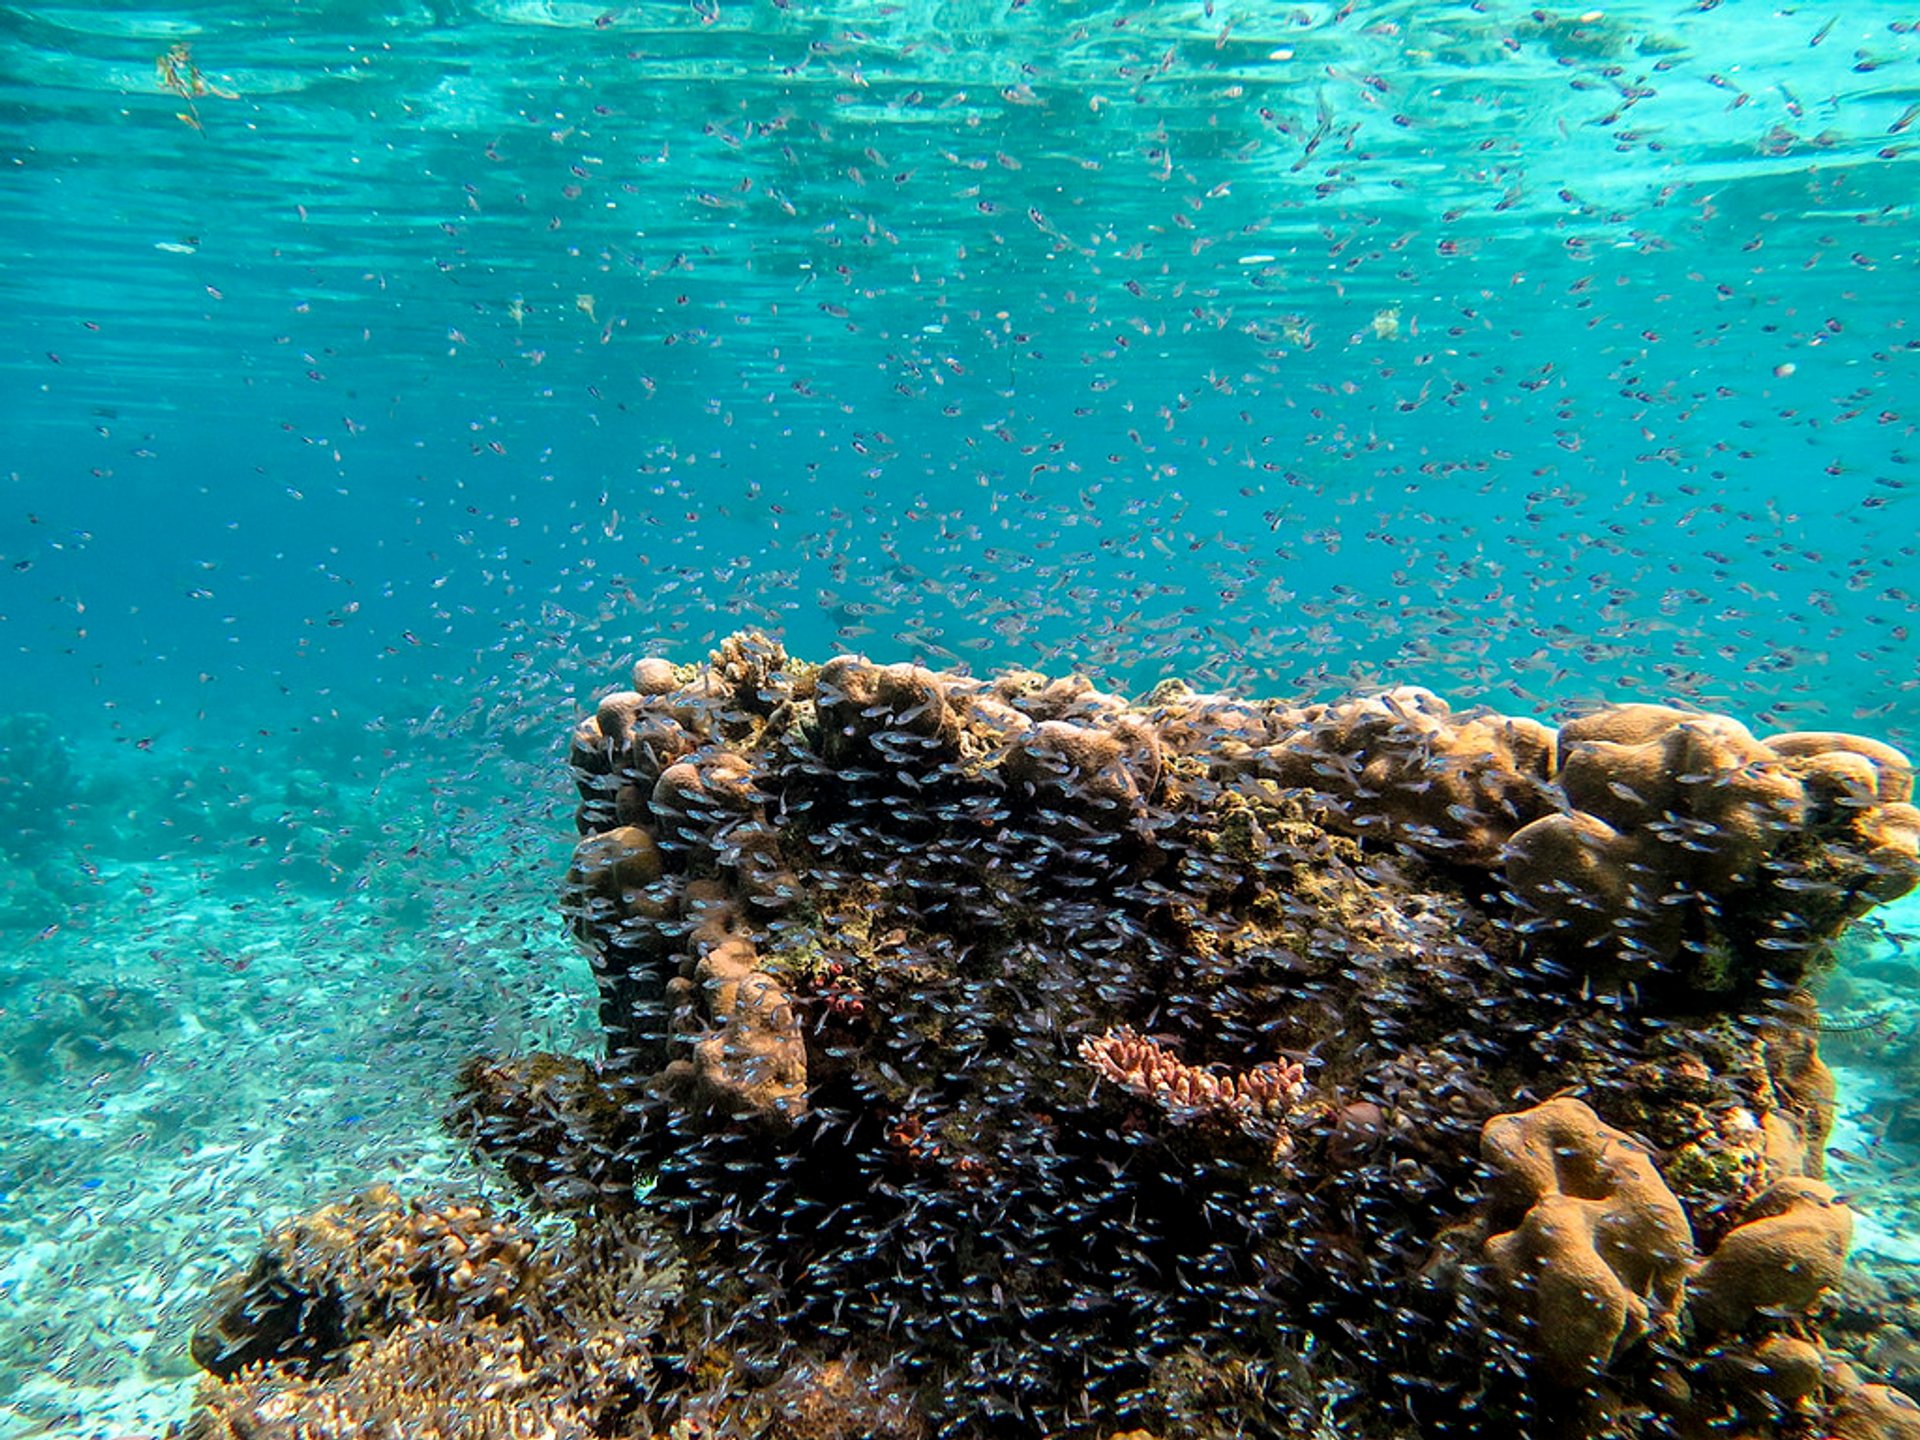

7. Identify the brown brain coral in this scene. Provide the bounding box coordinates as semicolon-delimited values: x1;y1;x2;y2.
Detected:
1478;1097;1694;1383
1689;1175;1855;1334
1503;705;1920;986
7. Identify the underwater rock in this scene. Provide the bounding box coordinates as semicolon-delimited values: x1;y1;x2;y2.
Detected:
187;638;1920;1440
0;977;178;1087
0;854;72;933
0;711;86;930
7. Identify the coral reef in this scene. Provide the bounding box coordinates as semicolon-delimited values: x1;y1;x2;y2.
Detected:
0;711;85;930
183;637;1920;1439
0;854;69;931
1262;685;1559;866
0;977;178;1089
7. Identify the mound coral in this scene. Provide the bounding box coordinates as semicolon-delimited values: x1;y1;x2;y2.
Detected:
1503;707;1919;987
1473;1095;1859;1394
184;638;1920;1440
1477;1097;1693;1383
1263;685;1559;866
1690;1176;1855;1334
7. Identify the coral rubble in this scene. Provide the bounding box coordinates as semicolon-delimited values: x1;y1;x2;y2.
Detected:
185;636;1920;1439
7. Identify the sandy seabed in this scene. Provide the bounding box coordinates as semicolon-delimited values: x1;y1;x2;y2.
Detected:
0;805;596;1440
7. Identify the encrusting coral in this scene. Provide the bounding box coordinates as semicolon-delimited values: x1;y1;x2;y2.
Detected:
1472;1095;1862;1400
184;635;1920;1440
1078;1025;1308;1161
1078;1026;1307;1123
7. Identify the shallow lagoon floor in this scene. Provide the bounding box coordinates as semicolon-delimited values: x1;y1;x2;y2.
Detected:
0;728;594;1439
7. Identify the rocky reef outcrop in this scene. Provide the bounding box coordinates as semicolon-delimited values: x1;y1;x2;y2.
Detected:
183;635;1920;1440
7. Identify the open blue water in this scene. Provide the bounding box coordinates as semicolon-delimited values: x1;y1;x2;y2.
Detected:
1;1;1917;1434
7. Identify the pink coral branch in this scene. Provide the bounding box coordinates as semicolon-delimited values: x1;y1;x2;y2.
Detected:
1077;1027;1306;1125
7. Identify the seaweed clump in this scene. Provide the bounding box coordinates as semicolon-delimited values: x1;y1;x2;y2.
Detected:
184;635;1920;1440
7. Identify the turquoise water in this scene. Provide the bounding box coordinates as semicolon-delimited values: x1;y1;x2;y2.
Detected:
1;0;1918;1434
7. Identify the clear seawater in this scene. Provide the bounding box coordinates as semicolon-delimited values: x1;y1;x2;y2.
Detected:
0;0;1916;1433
